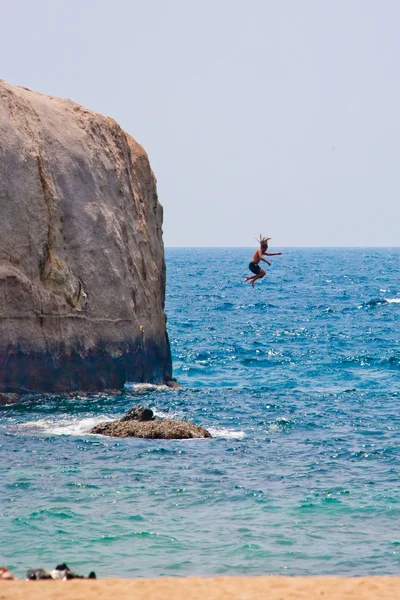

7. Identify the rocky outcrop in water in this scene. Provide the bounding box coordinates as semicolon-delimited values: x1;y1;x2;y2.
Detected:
0;80;172;394
0;393;19;405
90;405;212;439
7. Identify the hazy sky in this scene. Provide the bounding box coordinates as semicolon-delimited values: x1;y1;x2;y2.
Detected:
2;0;399;246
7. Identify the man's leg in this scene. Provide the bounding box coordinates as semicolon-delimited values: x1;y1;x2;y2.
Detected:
250;269;266;287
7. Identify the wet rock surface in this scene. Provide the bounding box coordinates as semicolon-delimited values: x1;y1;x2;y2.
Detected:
120;406;155;422
0;80;172;394
0;393;20;405
90;405;212;439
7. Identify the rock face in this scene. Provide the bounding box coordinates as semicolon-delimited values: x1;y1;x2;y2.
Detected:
120;405;155;422
90;405;212;439
0;80;172;393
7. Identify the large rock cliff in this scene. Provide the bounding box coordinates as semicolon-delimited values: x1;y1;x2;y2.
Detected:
0;80;172;394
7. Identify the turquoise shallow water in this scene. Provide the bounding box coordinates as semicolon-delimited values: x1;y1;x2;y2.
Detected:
1;248;400;577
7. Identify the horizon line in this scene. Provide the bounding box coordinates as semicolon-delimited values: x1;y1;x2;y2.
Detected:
164;245;400;249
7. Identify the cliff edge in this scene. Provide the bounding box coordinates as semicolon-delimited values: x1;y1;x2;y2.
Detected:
0;80;172;394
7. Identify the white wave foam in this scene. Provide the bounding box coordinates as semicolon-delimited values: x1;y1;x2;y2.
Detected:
124;382;172;393
21;415;112;436
152;408;174;419
20;413;245;441
207;427;246;439
385;298;400;304
268;423;281;432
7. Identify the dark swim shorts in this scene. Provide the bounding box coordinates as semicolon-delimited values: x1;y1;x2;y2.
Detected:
249;262;261;275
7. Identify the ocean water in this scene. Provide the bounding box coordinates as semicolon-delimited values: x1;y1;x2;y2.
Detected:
1;247;399;578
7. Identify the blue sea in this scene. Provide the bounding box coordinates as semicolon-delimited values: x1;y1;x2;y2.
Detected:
1;248;399;578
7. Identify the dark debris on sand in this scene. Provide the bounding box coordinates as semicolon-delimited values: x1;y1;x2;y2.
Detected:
26;563;96;581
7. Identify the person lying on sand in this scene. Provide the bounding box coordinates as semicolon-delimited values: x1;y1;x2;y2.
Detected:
243;235;282;287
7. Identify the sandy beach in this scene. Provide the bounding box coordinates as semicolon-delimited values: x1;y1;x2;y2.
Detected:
2;576;400;600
